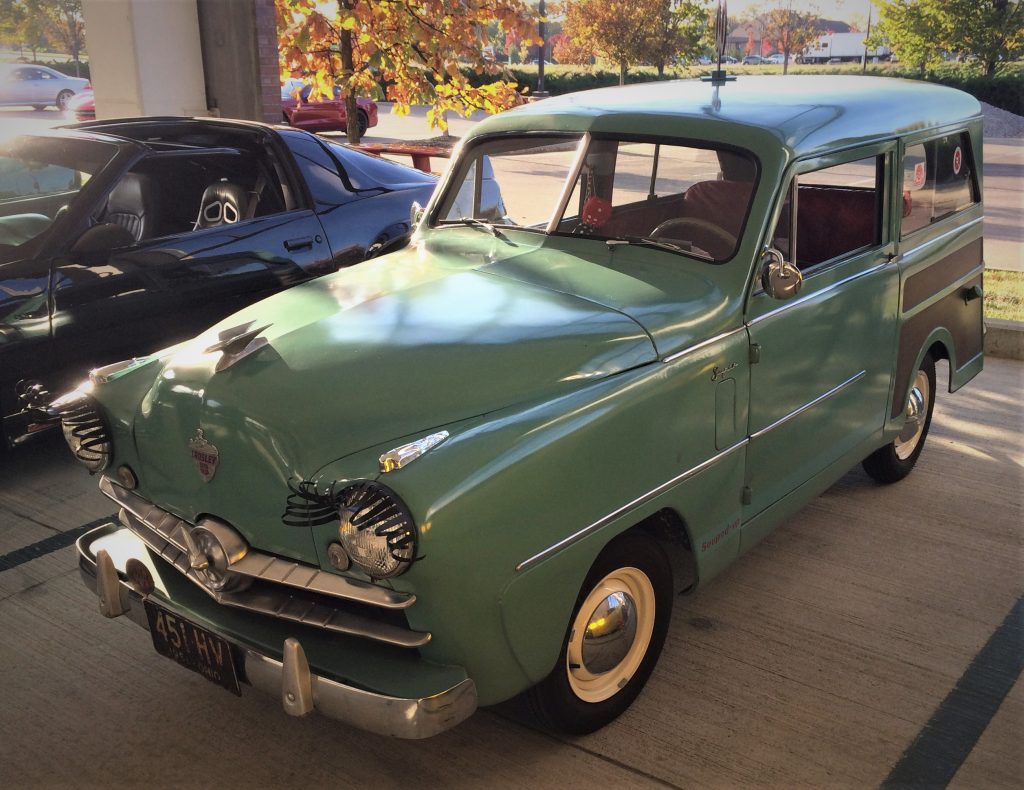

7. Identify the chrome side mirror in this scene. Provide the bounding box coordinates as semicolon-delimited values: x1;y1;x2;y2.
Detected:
410;201;425;227
760;247;802;300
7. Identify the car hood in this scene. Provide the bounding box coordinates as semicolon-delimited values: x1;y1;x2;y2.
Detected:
126;233;656;556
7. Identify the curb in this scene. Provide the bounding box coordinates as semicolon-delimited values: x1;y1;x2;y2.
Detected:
985;318;1024;360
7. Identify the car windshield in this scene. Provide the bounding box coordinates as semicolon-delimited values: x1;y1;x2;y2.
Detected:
0;135;117;258
431;133;758;263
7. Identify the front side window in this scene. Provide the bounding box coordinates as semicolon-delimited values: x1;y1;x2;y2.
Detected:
901;132;976;236
773;155;883;270
433;134;758;263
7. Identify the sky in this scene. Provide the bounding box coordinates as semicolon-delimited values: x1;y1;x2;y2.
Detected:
723;0;876;26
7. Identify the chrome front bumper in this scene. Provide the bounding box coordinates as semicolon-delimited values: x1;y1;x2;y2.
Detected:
76;526;477;739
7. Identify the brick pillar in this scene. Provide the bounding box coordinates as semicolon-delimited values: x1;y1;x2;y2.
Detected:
253;0;282;123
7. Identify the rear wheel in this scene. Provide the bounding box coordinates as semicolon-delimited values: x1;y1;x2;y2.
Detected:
32;104;46;111
863;354;936;483
56;90;73;110
527;531;672;734
356;110;369;139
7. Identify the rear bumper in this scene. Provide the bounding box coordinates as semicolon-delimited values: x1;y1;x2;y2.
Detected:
76;523;477;738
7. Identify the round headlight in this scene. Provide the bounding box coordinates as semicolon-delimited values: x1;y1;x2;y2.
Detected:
337;482;417;579
56;394;112;473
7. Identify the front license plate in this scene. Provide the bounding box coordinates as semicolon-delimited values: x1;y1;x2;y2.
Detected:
144;600;241;695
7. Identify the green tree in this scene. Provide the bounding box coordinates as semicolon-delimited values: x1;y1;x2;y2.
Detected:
28;0;85;74
647;0;712;76
872;0;1024;76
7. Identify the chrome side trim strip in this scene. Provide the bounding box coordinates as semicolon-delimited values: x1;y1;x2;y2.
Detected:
515;439;748;573
661;326;747;364
900;215;983;257
747;260;891;326
98;477;415;610
749;370;866;441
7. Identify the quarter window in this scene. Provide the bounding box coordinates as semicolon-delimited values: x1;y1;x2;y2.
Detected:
901;133;976;236
774;156;882;270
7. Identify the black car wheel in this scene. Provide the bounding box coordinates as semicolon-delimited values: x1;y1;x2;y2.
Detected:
356;110;369;139
863;353;936;483
527;531;673;734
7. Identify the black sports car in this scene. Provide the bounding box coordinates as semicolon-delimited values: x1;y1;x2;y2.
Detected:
0;117;437;447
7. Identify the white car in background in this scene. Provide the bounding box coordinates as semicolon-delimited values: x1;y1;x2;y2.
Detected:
0;64;90;110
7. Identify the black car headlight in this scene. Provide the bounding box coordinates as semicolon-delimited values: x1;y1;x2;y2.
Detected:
51;390;112;473
336;481;417;579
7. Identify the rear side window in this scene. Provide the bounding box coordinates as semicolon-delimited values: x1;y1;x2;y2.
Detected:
901;132;976;236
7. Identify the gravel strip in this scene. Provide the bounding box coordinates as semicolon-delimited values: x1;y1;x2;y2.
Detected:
982;102;1024;139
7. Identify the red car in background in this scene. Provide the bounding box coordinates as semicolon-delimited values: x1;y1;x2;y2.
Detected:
64;89;96;122
281;79;378;137
65;84;379;138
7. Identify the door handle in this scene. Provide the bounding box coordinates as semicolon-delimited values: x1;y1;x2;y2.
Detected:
284;236;314;252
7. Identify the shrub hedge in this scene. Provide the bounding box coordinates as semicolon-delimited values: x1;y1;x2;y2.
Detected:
40;60;90;80
469;61;1023;116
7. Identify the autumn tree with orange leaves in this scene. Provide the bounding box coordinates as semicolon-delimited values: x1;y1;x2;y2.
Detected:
276;0;538;142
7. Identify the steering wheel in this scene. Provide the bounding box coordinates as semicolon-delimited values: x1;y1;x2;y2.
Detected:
649;217;737;259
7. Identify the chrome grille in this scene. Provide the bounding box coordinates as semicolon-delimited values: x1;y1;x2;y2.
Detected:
99;476;428;649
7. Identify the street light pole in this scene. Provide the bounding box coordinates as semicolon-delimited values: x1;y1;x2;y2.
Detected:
537;0;547;96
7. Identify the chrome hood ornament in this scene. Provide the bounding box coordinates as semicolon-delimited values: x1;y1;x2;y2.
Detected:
189;429;220;482
205;320;273;372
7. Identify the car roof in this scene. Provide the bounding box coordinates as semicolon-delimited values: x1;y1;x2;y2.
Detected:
470;76;982;159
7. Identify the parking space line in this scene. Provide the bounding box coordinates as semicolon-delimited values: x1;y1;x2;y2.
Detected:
0;515;115;572
881;595;1023;788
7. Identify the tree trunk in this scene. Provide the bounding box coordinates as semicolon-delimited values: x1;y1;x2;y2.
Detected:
783;49;789;75
657;62;665;77
339;23;360;144
986;59;997;77
619;60;627;86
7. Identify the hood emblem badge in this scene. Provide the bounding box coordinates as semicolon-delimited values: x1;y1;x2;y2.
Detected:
205;320;272;372
189;429;219;482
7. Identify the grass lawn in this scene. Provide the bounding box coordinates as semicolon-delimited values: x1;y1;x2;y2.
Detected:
985;269;1024;322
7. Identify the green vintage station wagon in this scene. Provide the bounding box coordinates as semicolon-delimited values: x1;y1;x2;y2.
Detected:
61;76;984;737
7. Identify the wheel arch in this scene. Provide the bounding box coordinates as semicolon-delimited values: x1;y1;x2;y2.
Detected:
498;507;694;688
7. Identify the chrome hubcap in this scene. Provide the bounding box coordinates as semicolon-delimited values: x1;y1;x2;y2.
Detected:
580;591;638;674
566;567;655;703
895;369;930;460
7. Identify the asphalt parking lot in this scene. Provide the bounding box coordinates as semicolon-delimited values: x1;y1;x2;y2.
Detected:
1;356;1020;788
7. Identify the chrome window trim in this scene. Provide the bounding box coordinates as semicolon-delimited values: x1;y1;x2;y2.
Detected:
515;438;749;572
747;259;892;326
898;215;983;256
661;326;747;364
749;370;866;441
546;132;591;234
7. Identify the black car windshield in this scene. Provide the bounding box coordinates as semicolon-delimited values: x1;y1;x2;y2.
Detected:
0;136;117;258
431;133;758;263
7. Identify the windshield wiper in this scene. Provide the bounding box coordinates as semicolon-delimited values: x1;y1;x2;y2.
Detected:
454;216;513;243
607;237;711;260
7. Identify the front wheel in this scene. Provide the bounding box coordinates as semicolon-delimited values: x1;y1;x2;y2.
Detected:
526;531;673;734
863;354;936;483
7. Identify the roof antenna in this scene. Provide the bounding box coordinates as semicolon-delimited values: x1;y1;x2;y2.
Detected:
702;0;735;86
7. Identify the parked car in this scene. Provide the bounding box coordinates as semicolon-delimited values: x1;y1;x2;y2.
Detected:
742;55;765;65
766;53;789;65
64;76;984;738
63;88;96;121
0;117;436;446
281;80;379;137
0;63;90;110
